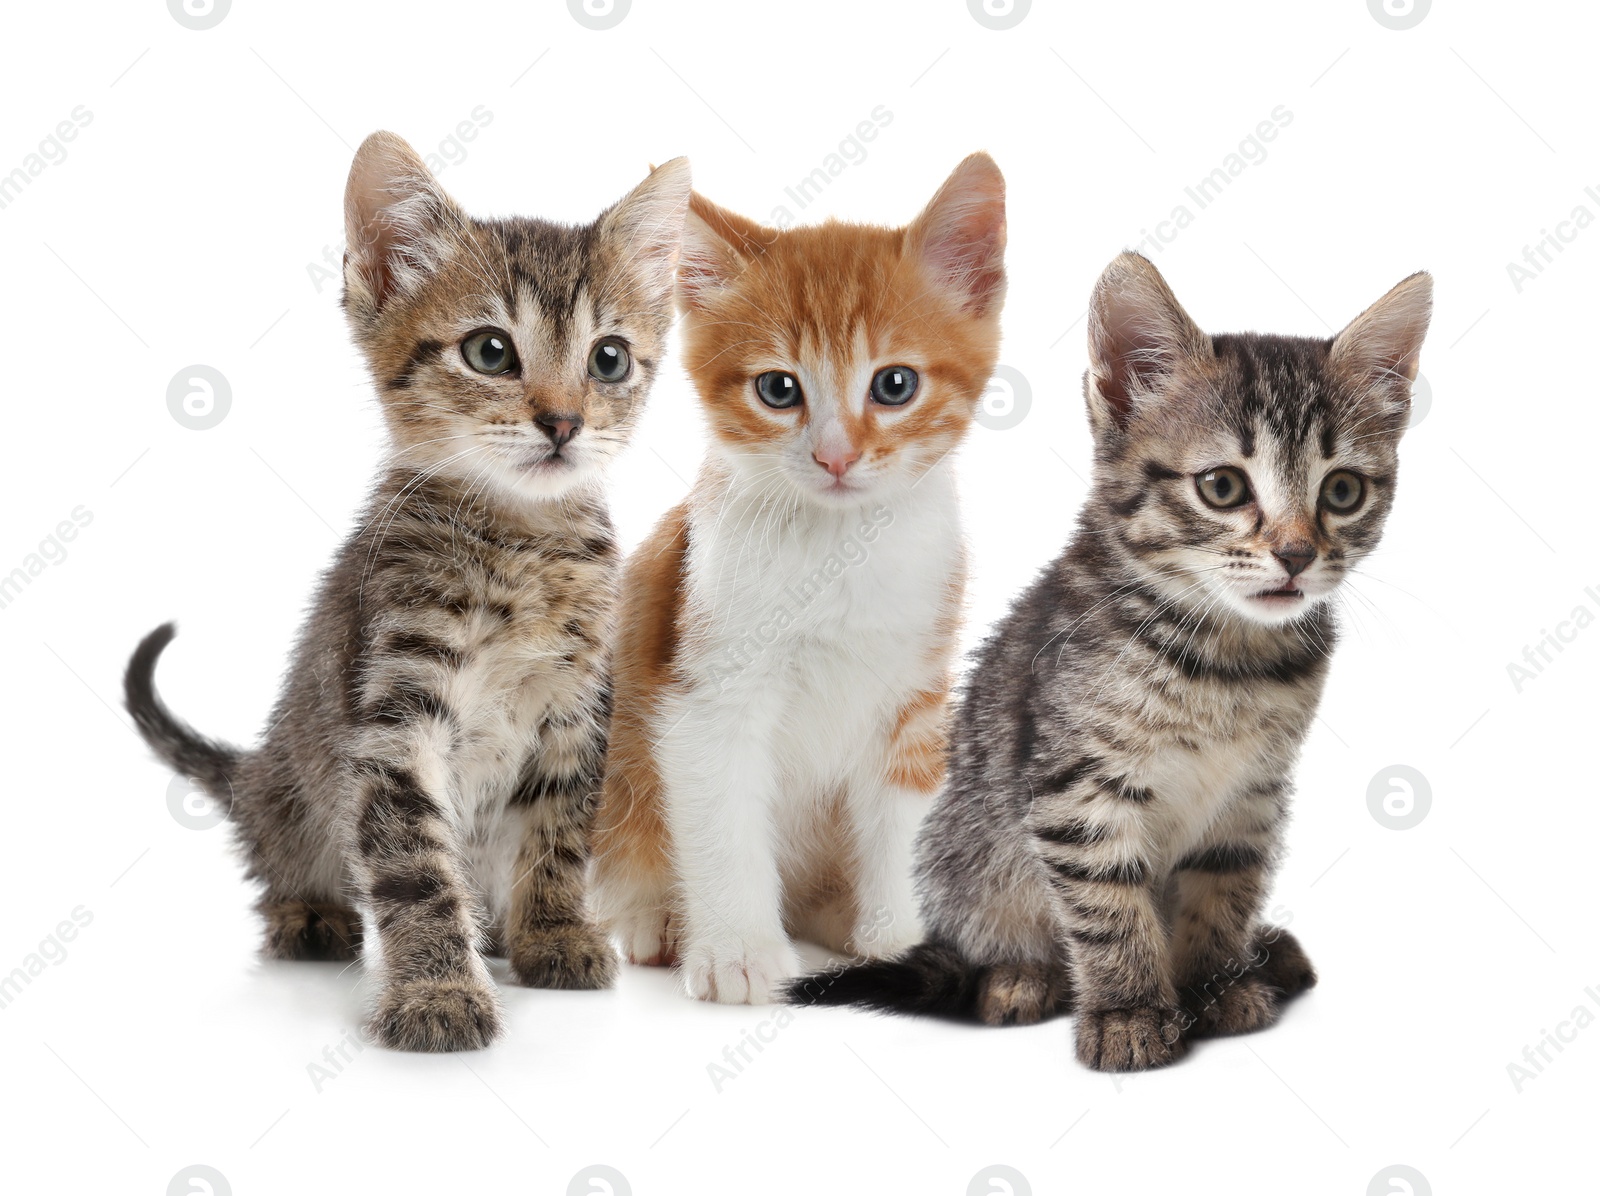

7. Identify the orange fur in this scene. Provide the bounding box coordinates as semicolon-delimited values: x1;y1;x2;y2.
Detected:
590;506;687;963
594;156;1006;987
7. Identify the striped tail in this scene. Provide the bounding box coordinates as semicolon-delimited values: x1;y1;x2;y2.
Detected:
124;623;241;799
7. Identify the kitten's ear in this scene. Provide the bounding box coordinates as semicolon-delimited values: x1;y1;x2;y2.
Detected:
598;157;693;302
1329;271;1433;388
1085;252;1211;437
677;193;771;312
906;152;1007;317
343;131;465;318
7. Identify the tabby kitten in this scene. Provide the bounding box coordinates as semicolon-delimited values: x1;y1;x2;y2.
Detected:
786;252;1432;1070
591;155;1008;1003
125;133;691;1051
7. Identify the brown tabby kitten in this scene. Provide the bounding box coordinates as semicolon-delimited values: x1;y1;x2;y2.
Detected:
125;133;691;1051
787;252;1432;1071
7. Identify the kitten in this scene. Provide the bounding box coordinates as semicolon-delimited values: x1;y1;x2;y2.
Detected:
786;252;1432;1070
124;132;691;1051
591;155;1008;1003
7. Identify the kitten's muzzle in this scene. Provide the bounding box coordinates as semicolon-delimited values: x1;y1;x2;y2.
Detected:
535;412;583;449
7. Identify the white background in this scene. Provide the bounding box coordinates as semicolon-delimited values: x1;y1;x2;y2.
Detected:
2;1;1595;1193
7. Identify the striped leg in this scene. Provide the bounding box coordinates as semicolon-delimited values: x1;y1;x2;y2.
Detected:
351;758;502;1052
1028;771;1186;1071
1168;787;1290;1038
505;760;617;990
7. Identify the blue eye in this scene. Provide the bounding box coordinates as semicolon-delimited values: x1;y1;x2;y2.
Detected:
870;366;918;406
755;371;803;409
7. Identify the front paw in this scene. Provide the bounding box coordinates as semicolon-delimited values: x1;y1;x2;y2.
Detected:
608;904;679;967
682;936;799;1004
370;977;503;1052
1181;975;1282;1039
1074;1006;1188;1072
510;921;618;990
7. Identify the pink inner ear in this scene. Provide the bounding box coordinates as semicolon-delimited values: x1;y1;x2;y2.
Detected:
916;177;1006;317
1090;307;1152;428
677;214;742;310
677;245;726;305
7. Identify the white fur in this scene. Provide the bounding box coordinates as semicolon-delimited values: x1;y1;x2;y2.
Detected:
644;450;963;1002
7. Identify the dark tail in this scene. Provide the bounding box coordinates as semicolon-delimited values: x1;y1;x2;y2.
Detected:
124;623;241;798
780;941;985;1018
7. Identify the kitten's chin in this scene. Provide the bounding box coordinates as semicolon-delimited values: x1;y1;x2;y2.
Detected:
495;452;604;501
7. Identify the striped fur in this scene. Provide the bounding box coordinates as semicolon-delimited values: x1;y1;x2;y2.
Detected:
787;253;1432;1071
124;133;690;1051
592;155;1007;1003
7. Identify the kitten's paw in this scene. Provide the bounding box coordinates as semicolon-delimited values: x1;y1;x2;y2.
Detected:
978;962;1066;1027
610;906;679;968
370;977;503;1052
1074;1007;1188;1072
510;922;618;990
682;937;800;1004
259;899;363;962
1182;975;1282;1039
1251;927;1317;999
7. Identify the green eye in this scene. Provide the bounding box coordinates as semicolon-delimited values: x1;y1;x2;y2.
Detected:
1196;466;1252;510
870;365;919;406
1321;469;1365;512
588;338;631;383
755;371;803;410
462;329;517;375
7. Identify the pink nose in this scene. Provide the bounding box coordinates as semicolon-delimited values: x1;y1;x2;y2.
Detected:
813;447;859;479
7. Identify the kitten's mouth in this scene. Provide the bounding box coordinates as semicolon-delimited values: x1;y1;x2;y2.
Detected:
523;451;572;472
1253;585;1304;602
812;475;863;498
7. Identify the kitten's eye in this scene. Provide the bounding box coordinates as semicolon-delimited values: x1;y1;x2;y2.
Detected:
461;329;518;376
870;365;919;407
1196;466;1252;510
1321;469;1365;513
588;337;631;383
755;371;803;410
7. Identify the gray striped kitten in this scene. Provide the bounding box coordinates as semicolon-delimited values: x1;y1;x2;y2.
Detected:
125;133;690;1051
788;252;1432;1071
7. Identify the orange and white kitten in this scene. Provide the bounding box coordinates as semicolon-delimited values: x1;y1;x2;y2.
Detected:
593;155;1007;1003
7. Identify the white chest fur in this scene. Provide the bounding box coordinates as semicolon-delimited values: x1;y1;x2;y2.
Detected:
673;465;962;789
